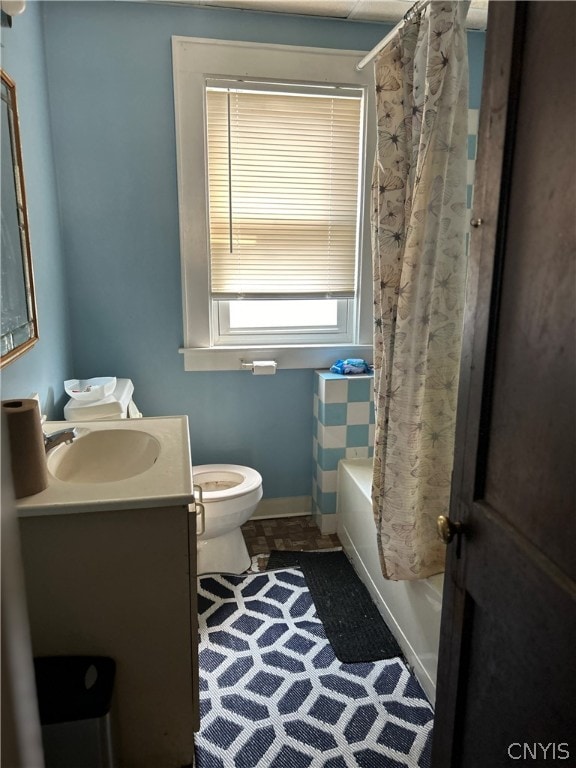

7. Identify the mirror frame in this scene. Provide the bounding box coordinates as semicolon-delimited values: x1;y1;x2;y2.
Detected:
1;68;39;368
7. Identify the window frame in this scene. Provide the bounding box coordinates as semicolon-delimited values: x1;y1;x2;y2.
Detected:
172;37;375;371
213;297;354;346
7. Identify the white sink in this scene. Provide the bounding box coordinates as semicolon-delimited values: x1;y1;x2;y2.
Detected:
17;416;193;517
17;417;193;517
47;429;161;483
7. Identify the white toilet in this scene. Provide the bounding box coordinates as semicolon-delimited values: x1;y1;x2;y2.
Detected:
193;464;263;575
63;379;262;575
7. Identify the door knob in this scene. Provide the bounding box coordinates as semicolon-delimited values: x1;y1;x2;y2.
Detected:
437;515;462;544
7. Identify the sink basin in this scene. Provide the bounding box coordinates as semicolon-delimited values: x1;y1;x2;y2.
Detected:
47;429;161;484
17;416;192;517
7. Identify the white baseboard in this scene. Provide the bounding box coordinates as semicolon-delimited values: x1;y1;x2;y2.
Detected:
312;510;339;535
251;496;312;520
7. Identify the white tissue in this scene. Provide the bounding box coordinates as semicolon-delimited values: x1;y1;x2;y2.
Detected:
252;361;277;376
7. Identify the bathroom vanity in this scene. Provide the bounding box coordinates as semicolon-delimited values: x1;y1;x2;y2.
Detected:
17;417;199;768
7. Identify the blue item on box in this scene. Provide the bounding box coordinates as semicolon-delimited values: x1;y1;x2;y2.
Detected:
330;359;372;375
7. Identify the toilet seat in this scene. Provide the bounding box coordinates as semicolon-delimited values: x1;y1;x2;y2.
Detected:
193;464;262;501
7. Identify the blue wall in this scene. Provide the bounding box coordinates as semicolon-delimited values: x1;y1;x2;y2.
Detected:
3;1;485;499
0;4;73;417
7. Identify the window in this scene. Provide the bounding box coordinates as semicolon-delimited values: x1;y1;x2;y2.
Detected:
206;83;362;345
172;38;375;370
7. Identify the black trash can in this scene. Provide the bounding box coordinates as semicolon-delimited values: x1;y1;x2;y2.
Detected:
34;656;118;768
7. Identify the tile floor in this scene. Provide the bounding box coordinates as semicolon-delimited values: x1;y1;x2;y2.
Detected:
241;515;341;571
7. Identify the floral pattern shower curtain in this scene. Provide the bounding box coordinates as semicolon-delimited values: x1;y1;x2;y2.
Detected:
371;1;470;580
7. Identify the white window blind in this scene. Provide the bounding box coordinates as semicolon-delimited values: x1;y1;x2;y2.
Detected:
205;83;363;298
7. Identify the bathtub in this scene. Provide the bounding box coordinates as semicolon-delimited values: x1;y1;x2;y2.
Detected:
336;459;443;704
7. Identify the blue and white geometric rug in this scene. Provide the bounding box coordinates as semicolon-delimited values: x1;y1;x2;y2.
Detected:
196;569;433;767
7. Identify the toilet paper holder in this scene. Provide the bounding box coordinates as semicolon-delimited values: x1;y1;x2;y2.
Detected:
240;360;278;375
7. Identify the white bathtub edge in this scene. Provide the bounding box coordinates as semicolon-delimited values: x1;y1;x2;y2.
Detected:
337;458;441;706
338;523;437;704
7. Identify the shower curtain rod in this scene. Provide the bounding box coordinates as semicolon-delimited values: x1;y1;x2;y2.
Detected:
355;0;431;71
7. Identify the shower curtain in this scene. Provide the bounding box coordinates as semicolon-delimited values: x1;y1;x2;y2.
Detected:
371;1;470;580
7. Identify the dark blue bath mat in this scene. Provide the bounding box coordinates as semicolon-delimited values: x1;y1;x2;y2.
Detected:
266;550;402;663
196;569;433;768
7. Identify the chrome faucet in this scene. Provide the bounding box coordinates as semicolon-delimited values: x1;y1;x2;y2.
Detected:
44;427;78;454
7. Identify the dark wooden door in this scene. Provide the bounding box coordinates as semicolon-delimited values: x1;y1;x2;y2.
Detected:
432;3;576;766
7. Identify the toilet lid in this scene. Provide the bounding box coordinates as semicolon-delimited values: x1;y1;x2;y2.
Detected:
193;464;262;501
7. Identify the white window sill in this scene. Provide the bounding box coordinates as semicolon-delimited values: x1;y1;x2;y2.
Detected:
179;344;373;372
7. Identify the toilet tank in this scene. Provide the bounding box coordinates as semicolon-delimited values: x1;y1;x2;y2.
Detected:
64;379;141;421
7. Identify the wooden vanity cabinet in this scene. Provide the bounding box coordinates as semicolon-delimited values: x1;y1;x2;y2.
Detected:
19;504;199;768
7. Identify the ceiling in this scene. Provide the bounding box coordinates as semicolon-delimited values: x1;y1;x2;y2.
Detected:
150;0;489;30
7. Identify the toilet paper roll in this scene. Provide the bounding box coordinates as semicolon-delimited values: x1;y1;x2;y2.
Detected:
2;398;48;498
252;361;277;376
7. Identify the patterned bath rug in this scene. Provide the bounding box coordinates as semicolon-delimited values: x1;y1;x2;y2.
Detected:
266;550;402;663
196;569;433;768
